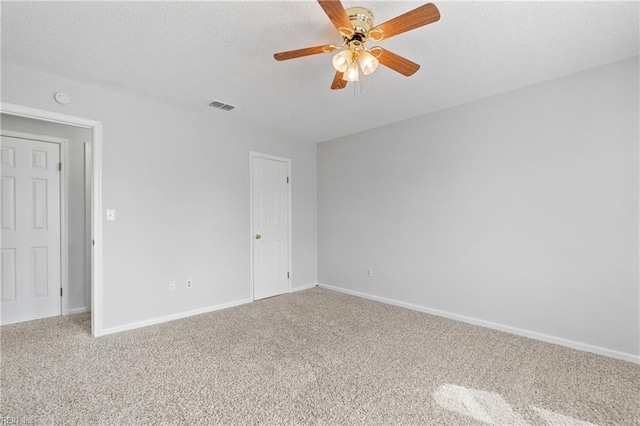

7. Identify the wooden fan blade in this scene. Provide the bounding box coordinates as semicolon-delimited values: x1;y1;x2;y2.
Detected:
331;71;347;90
377;48;420;76
274;45;333;61
371;3;440;40
317;0;353;34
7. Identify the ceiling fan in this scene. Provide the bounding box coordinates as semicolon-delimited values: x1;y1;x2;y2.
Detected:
274;1;440;90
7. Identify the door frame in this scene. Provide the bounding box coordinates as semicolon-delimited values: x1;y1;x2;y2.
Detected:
1;102;104;337
249;151;292;301
0;129;69;317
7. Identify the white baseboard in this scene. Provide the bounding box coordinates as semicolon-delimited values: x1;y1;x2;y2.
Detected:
291;283;318;292
65;307;90;315
317;283;640;364
100;298;252;336
99;285;318;337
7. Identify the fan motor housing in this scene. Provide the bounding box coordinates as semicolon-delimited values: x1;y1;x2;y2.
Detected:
345;7;374;38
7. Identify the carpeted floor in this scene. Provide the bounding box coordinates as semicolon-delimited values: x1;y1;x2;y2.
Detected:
1;287;639;425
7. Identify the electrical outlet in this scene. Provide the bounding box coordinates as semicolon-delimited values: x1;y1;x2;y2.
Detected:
186;279;193;289
366;268;372;277
169;281;176;292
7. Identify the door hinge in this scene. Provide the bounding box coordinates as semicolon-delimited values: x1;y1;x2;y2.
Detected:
58;162;62;171
92;239;95;246
287;272;290;279
287;176;289;184
60;288;63;297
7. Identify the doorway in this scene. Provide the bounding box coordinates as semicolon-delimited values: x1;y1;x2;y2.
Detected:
0;103;103;336
250;152;292;300
1;120;92;325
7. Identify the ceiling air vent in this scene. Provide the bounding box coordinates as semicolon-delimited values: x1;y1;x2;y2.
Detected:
209;100;236;111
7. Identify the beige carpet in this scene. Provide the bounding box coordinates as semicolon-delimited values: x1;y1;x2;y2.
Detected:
1;287;639;425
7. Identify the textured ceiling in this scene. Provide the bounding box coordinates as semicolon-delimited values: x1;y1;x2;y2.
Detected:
2;1;638;143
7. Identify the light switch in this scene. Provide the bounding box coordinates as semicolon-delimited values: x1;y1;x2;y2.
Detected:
106;209;116;221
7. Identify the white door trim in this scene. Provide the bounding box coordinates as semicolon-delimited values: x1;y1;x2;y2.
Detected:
84;143;92;312
249;151;292;301
1;102;104;337
0;129;70;317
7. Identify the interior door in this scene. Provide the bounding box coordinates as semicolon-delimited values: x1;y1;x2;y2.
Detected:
252;156;290;300
1;136;61;324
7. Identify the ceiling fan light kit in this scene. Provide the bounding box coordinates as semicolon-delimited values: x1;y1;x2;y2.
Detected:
332;49;352;73
274;1;440;90
358;50;380;76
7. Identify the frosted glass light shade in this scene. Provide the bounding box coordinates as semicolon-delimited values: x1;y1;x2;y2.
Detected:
359;50;379;75
342;61;360;82
332;50;352;73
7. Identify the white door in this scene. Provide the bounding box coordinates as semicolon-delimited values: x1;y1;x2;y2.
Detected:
1;136;61;324
252;156;290;300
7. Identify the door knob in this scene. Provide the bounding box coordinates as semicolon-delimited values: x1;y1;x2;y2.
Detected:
255;234;261;239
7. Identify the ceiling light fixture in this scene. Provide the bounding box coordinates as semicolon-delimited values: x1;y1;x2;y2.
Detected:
329;15;382;84
331;44;380;82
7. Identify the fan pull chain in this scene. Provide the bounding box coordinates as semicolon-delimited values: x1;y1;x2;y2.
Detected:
350;77;363;95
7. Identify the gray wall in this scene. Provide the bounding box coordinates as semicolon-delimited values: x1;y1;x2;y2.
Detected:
318;57;639;357
1;64;318;331
1;114;92;312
